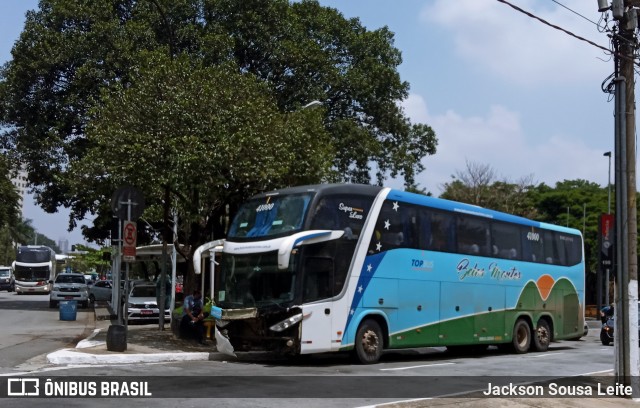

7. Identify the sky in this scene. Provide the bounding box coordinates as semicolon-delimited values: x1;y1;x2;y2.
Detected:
1;0;623;247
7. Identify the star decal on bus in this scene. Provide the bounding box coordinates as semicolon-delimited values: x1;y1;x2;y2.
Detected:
384;219;390;230
367;264;373;272
358;285;363;293
376;242;382;251
350;309;355;315
392;201;399;211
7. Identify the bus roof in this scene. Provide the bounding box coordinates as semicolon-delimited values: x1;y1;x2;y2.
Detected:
253;183;383;199
386;189;582;236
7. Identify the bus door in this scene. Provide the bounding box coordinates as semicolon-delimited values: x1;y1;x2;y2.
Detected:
299;256;335;353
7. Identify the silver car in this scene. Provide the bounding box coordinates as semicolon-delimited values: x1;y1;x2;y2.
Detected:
89;280;113;304
127;283;170;323
49;273;89;308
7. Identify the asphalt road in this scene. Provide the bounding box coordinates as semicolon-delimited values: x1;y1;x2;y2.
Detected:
0;291;93;372
0;290;620;407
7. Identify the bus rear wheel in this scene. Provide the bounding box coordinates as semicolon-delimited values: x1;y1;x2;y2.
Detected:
511;319;531;354
355;319;383;364
532;319;551;352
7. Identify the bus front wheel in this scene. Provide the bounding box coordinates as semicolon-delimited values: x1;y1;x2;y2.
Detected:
511;319;531;354
355;319;383;364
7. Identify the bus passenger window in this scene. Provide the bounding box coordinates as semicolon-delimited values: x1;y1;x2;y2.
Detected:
425;211;455;252
457;216;490;256
303;257;334;302
491;222;521;261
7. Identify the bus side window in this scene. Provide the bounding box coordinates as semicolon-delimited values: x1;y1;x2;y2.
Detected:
491;222;521;261
457;215;490;256
427;211;455;252
303;257;333;302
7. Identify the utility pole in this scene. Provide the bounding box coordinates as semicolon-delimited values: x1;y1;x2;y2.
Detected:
599;0;639;387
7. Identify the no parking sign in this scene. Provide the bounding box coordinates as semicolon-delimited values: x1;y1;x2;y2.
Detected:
122;221;137;262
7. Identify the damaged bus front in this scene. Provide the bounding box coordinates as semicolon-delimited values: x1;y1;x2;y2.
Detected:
195;184;381;357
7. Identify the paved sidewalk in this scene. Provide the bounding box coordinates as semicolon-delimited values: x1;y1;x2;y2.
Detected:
46;306;217;365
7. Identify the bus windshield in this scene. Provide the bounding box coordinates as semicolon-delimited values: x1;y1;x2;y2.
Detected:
16;248;52;263
218;251;295;309
228;193;313;239
13;265;50;282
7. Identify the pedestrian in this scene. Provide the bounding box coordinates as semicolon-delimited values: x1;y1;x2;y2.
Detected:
180;289;209;344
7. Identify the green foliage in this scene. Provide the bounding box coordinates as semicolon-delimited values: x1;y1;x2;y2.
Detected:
67;244;111;275
0;155;20;231
440;161;537;217
68;50;333;263
0;0;437;245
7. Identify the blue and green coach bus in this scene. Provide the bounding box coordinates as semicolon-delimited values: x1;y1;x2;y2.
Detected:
200;184;584;364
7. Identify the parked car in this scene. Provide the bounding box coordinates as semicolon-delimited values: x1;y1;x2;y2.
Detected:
0;266;15;292
49;273;89;308
89;280;113;304
127;283;170;323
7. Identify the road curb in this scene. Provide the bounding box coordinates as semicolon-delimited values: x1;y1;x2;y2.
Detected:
46;349;211;365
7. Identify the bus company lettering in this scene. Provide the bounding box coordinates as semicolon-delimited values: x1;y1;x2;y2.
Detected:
489;262;522;281
411;259;434;272
456;259;485;280
457;259;522;281
338;203;364;220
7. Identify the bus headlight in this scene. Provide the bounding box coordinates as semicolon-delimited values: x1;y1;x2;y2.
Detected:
269;313;303;332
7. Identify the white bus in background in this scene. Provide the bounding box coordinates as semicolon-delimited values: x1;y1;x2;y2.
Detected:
12;245;57;294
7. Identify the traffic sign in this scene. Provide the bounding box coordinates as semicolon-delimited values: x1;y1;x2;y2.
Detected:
122;221;137;262
111;186;145;220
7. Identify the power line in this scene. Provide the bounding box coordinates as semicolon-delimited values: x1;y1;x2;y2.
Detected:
496;0;610;53
551;0;600;27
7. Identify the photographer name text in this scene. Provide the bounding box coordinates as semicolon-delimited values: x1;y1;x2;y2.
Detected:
483;382;632;397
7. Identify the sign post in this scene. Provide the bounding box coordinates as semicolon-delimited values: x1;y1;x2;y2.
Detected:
122;221;137;262
107;186;145;352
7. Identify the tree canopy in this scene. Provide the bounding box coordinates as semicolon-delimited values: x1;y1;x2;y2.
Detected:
0;0;437;245
69;51;333;247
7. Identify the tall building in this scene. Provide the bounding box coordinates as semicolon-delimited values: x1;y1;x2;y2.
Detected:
10;168;27;217
57;238;69;254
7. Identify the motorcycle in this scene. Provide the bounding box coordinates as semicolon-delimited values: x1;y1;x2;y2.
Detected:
600;317;614;346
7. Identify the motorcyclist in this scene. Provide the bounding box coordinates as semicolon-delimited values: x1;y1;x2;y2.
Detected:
600;303;614;324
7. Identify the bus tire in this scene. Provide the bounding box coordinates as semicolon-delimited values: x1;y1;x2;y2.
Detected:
532;319;551;352
355;319;383;364
511;319;531;354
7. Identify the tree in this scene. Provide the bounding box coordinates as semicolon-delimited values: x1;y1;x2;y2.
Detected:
440;160;536;216
68;51;333;289
67;244;111;275
0;154;20;233
0;0;437;240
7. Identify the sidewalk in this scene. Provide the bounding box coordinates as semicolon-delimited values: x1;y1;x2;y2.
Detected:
46;306;217;365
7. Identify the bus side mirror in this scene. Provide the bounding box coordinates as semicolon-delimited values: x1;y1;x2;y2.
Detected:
277;230;345;269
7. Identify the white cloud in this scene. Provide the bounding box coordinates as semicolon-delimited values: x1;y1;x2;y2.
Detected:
420;0;611;85
402;93;609;194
